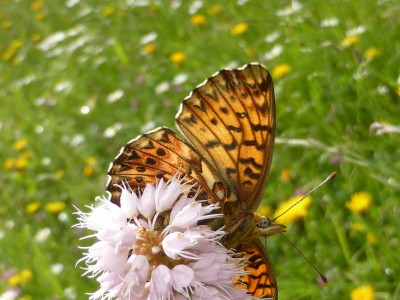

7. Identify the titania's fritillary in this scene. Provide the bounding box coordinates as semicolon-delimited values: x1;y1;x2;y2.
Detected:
107;63;285;299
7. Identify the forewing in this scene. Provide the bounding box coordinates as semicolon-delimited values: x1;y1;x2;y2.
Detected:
106;127;229;206
234;240;277;299
176;63;275;213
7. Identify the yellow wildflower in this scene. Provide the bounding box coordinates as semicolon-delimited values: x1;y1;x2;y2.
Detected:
85;156;97;166
208;4;221;15
102;6;114;17
346;191;372;213
397;86;400;96
20;270;33;283
143;43;156;54
170;51;186;65
35;12;45;21
272;63;292;78
26;201;41;214
21;150;33;159
8;274;19;286
341;34;359;47
350;285;375;300
350;222;365;232
10;40;23;49
273;195;312;225
2;20;11;29
246;48;256;58
257;205;272;217
280;168;293;183
32;33;41;42
53;169;65;180
15;156;28;169
7;269;33;286
2;48;15;61
364;47;380;60
31;0;44;11
367;232;377;245
231;22;248;36
45;201;66;214
13;139;28;151
4;157;16;169
83;165;94;177
191;14;206;26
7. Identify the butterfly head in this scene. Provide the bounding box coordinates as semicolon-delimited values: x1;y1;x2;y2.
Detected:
224;212;286;248
253;212;286;238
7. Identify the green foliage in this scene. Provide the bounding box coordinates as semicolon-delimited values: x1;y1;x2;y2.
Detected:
1;0;399;299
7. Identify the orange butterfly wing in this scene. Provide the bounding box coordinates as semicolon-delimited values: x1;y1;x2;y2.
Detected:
235;240;277;299
106;127;229;206
176;63;275;216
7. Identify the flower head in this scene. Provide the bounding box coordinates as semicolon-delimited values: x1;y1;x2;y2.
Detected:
45;201;66;214
191;14;206;26
370;122;400;136
170;51;186;66
75;177;252;299
364;47;380;60
351;284;375;300
346;191;372;213
272;63;291;78
231;22;248;36
273;195;312;225
142;43;156;55
341;34;359;48
280;168;293;183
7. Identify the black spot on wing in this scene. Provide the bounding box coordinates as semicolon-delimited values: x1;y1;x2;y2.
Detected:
205;140;220;149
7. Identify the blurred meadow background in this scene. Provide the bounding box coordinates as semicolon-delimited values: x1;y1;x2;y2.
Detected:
1;0;399;299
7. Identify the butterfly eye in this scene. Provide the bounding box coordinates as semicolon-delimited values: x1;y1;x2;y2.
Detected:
257;216;272;228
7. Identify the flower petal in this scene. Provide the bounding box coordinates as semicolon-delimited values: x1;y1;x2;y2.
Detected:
149;265;172;298
120;187;138;218
171;264;194;293
170;194;194;221
162;232;199;260
127;254;149;284
155;179;181;213
170;202;202;229
138;183;156;219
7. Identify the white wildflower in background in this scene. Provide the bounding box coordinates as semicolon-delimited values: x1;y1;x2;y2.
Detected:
346;25;366;36
264;44;283;60
370;122;400;135
264;31;280;43
172;73;188;85
107;90;124;103
276;0;302;17
320;18;339;28
140;32;158;45
75;177;251;300
155;81;170;94
103;123;122;138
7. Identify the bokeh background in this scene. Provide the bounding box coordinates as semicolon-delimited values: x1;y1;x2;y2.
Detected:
1;0;399;299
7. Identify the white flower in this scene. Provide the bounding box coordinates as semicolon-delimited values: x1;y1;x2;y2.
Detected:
140;32;157;45
107;90;124;103
172;73;188;85
320;18;339;28
370;122;400;135
75;176;253;299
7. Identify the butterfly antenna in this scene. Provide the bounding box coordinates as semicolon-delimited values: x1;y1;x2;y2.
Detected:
273;172;336;222
281;234;328;283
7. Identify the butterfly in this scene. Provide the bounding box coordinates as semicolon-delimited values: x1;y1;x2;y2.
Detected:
106;63;286;299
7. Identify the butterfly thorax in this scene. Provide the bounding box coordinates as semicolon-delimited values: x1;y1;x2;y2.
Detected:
222;212;286;249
